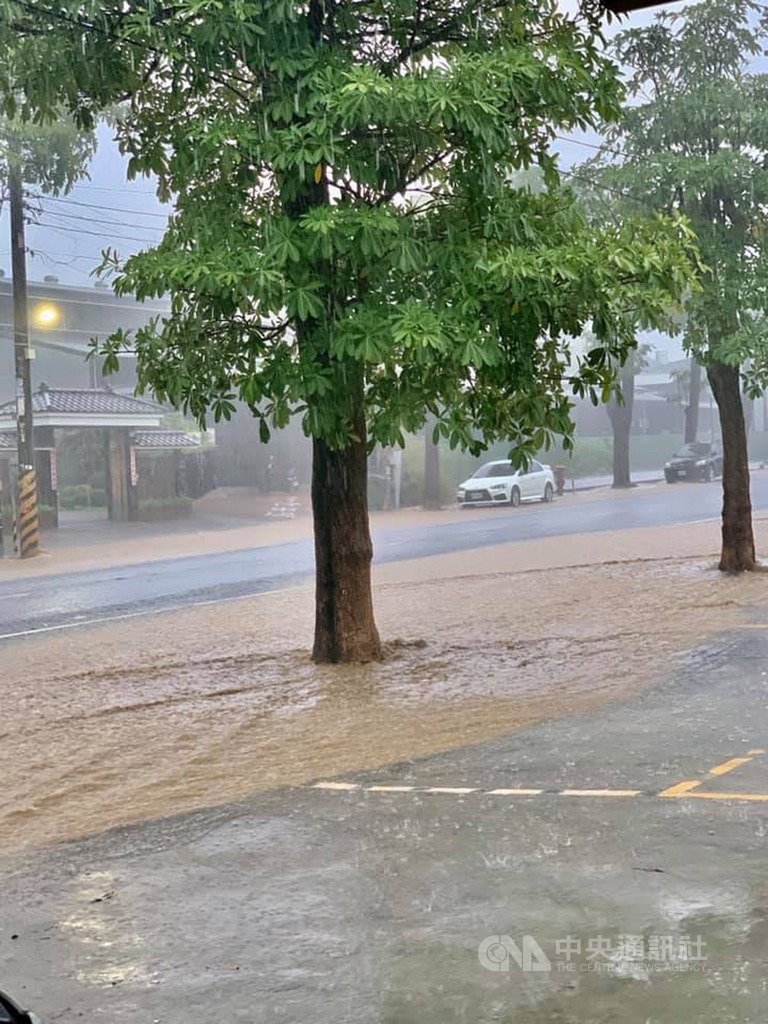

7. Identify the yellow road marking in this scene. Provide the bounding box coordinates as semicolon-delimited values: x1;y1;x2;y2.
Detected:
311;780;768;805
315;749;767;802
560;789;641;797
486;788;544;796
710;757;753;777
687;792;768;802
659;780;701;797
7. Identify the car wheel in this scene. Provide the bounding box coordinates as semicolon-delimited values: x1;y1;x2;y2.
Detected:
665;473;675;484
510;487;521;508
542;482;554;503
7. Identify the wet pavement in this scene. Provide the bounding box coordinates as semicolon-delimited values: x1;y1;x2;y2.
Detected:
3;474;768;639
2;626;768;1022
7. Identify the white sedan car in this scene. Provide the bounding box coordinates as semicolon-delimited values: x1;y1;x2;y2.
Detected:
457;459;555;508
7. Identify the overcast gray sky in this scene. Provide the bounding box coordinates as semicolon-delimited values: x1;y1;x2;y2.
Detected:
0;1;752;364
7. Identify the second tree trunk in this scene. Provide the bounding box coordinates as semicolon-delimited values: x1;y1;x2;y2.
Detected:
707;361;756;572
423;414;442;509
607;361;635;489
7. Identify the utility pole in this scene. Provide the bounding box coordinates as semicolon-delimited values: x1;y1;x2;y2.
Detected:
9;156;39;558
423;412;442;509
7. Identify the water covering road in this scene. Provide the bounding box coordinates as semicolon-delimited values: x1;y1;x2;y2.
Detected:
1;475;766;639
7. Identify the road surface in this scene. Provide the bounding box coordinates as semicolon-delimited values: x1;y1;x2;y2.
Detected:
2;618;767;1022
1;475;765;640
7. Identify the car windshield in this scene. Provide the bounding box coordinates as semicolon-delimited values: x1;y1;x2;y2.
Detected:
471;462;513;479
675;443;711;458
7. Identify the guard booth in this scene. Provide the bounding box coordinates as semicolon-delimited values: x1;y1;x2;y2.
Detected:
0;385;164;524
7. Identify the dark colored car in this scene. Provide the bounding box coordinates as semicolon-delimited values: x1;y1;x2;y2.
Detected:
664;441;722;483
0;990;41;1024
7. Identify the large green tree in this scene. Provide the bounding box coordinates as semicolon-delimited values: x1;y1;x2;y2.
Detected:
1;1;697;658
581;0;768;571
0;116;94;196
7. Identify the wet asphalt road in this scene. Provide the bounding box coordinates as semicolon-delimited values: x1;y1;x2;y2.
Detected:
2;475;767;640
2;624;767;1022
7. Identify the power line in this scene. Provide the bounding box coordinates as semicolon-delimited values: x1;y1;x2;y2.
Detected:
68;182;160;197
33;220;159;245
28;191;170;221
554;134;628;162
28;204;165;236
24;245;110;263
560;167;660;212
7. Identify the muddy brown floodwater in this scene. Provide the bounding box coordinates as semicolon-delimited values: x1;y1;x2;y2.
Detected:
1;523;764;854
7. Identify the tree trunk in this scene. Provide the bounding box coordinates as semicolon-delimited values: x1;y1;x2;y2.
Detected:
423;413;442;509
280;0;381;662
607;360;634;488
311;369;381;664
684;356;701;444
707;360;755;572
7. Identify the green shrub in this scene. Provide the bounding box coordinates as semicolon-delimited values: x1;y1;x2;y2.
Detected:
139;496;193;511
90;488;107;507
59;484;92;510
138;496;193;521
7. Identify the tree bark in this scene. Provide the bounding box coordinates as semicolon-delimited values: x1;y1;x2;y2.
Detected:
310;367;381;664
423;413;442;509
684;356;701;444
607;360;634;489
707;361;756;572
282;0;381;662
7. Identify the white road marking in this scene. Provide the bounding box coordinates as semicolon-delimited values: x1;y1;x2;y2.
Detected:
0;591;31;601
561;789;641;797
312;782;360;791
486;788;543;796
422;787;477;794
367;785;415;792
0;586;305;641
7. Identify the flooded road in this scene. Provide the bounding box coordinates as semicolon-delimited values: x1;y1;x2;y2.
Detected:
1;521;763;853
2;623;768;1024
3;475;768;639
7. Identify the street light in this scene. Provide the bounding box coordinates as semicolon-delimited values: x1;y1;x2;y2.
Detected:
33;302;61;329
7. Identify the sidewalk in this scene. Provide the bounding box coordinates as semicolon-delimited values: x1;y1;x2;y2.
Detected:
569;469;663;490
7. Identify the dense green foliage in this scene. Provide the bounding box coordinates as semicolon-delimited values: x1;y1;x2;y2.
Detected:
578;0;768;387
0;114;94;196
0;0;697;465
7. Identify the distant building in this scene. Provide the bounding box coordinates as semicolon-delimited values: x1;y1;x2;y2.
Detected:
571;358;746;439
0;273;169;402
0;274;218;530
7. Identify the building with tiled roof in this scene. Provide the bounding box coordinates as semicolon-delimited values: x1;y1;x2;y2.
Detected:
0;386;163;429
133;430;202;449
